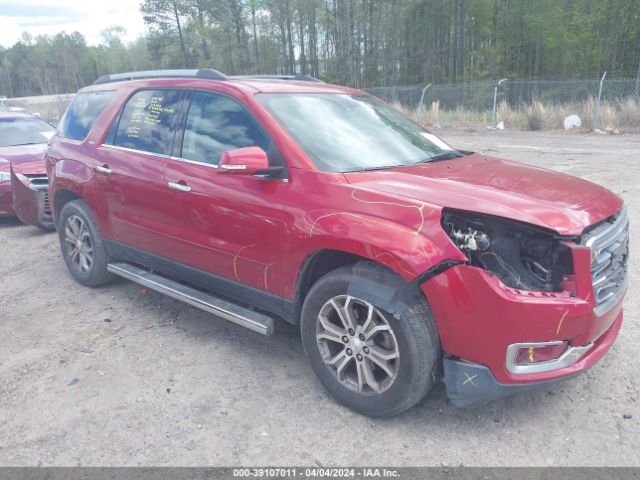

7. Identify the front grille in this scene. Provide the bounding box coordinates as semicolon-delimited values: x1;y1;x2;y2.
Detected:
22;174;52;216
582;207;629;309
24;174;48;187
42;192;52;215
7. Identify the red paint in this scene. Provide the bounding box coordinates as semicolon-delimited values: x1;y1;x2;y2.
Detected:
219;146;270;174
0;144;49;217
345;154;622;236
421;264;624;384
48;77;626;387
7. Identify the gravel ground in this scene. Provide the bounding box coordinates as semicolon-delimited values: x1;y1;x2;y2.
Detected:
0;130;638;466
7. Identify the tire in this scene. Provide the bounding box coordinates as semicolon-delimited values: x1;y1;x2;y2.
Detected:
300;264;441;417
58;199;115;287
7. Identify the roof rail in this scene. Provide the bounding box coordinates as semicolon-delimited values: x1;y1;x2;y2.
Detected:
232;74;323;83
93;69;227;85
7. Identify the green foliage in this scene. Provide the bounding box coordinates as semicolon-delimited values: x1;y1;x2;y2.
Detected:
1;0;639;97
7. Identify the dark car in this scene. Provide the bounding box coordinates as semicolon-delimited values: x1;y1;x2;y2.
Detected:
47;70;627;416
0;112;55;229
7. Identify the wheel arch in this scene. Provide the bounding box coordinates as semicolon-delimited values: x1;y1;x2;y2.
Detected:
53;189;82;226
292;249;439;324
292;249;365;322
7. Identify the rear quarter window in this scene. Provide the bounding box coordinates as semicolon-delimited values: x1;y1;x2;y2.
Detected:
57;91;116;141
112;89;185;156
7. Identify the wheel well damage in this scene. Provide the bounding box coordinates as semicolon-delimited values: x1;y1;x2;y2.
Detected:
292;250;460;323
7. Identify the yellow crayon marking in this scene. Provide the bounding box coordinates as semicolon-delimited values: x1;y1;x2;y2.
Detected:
374;252;415;276
233;243;261;280
556;310;569;335
263;263;274;291
309;212;417;237
463;373;478;387
351;189;426;236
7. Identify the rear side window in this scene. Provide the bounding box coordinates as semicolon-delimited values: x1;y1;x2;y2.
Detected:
57;91;115;141
113;89;185;155
181;91;271;165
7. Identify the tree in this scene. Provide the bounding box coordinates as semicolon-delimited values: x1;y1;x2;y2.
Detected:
140;0;190;67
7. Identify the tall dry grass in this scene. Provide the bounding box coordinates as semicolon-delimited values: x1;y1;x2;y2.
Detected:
408;97;640;132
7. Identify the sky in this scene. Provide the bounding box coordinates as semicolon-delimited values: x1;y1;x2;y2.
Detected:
0;0;148;47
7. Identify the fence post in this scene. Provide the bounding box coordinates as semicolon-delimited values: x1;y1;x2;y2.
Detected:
492;78;508;127
593;71;607;132
417;82;432;122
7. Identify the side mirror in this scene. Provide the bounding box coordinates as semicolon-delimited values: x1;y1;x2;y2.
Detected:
218;146;269;175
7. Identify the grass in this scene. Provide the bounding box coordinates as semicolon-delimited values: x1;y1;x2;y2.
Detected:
404;98;640;133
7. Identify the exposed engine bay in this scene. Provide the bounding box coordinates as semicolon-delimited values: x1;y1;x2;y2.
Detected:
442;209;575;291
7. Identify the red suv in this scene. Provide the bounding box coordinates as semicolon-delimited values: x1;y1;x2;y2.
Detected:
46;70;628;416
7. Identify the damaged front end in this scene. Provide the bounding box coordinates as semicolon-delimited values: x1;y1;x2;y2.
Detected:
442;209;575;292
426;207;626;407
11;166;54;230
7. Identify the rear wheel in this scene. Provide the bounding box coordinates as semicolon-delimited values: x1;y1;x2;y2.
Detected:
58;200;115;287
300;265;440;417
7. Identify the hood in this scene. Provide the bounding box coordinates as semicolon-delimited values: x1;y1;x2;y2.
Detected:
344;153;622;236
0;144;47;175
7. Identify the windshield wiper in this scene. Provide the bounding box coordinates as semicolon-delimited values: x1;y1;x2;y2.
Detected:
353;164;399;172
417;151;468;164
348;150;474;172
6;142;46;146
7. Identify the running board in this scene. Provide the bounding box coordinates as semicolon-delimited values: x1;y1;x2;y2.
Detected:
107;262;274;336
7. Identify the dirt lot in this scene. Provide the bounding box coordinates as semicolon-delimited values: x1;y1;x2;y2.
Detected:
0;130;638;466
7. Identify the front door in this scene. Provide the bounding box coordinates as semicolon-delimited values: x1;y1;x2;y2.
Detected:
163;91;287;304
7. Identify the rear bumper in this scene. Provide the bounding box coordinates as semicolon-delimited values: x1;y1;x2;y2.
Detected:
443;307;623;407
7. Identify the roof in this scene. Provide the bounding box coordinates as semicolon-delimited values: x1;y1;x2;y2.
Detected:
227;78;361;94
84;69;362;96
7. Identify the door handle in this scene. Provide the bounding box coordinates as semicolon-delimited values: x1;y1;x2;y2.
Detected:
95;165;112;174
168;181;192;192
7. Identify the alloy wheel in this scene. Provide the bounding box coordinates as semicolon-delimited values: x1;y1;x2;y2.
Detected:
64;214;94;273
316;295;400;395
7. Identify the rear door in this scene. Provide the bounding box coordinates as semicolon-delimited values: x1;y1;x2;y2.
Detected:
162;90;287;300
94;88;188;259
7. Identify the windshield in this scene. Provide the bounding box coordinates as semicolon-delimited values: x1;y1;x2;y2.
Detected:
257;93;461;172
0;117;55;147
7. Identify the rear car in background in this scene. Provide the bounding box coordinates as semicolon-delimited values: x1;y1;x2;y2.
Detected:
0;96;27;113
0;112;55;229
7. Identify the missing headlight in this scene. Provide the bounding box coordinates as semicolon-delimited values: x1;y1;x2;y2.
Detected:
443;209;574;292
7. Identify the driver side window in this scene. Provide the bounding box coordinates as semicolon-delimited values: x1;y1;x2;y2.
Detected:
181;92;272;166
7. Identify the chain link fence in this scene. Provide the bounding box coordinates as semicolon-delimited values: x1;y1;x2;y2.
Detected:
365;78;640;131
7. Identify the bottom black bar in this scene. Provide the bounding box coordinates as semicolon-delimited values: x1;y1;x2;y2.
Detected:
0;467;638;480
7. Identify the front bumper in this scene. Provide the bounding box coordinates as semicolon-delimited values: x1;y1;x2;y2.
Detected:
10;169;54;229
0;182;15;216
421;259;625;405
442;306;623;407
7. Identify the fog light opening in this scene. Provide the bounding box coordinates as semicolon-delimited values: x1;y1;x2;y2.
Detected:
515;341;568;365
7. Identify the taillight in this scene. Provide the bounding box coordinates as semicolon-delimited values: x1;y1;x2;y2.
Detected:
514;341;568;365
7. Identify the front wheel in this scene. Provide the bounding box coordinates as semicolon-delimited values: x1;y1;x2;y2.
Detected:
58;200;115;287
300;265;440;417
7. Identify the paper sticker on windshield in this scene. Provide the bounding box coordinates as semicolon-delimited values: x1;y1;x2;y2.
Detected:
40;131;54;140
420;132;453;150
